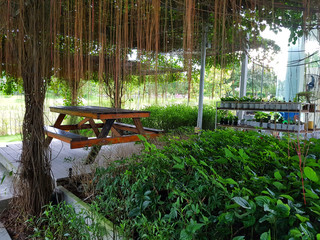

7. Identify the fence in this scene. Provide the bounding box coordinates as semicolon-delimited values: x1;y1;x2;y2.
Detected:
0;105;58;136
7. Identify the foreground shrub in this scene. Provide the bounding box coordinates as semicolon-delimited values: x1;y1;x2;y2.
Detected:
93;130;320;239
28;202;103;240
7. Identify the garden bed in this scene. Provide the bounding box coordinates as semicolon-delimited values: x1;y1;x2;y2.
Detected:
85;129;320;239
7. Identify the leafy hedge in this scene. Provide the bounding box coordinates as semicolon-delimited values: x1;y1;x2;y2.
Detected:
123;104;223;132
93;130;320;239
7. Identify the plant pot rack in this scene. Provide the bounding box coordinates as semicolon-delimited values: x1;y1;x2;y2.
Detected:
215;102;320;138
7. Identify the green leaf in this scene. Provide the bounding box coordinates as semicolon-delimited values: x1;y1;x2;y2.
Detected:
280;194;294;202
180;229;192;240
260;229;271;240
274;171;282;180
224;148;234;158
186;221;204;234
142;201;151;211
173;163;184;169
276;200;290;217
232;197;251;209
304;167;319;182
300;223;314;240
128;207;141;218
243;216;256;227
255;196;271;207
305;188;319;199
200;160;208;166
273;181;286;190
224;178;238;185
232;237;245;240
197;169;209;180
173;155;182;163
316;233;320;240
290;228;302;238
295;214;309;223
190;155;197;165
224;212;234;223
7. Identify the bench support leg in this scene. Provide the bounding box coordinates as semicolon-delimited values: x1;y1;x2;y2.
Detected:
44;113;66;147
85;119;115;164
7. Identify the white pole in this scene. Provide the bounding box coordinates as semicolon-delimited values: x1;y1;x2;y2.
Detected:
196;25;207;130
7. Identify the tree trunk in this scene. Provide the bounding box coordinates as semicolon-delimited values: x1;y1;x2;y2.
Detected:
16;0;53;216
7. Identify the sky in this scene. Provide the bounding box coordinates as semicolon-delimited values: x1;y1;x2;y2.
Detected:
259;27;291;81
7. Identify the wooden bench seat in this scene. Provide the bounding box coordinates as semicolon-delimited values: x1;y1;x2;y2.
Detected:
113;122;164;133
44;126;88;143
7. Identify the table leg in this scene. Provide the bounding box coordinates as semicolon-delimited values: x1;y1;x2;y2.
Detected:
85;119;115;164
133;118;146;134
45;113;66;147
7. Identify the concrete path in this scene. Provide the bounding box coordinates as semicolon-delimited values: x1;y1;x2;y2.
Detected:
0;139;142;200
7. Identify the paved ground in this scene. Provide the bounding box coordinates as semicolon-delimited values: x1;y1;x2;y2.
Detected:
0;139;143;198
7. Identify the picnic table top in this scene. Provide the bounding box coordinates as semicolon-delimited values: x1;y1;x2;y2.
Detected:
49;106;150;119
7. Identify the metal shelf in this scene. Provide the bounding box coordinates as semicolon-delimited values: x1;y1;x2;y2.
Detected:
217;124;320;134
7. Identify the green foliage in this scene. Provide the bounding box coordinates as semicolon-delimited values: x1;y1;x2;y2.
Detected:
92;130;320;239
27;202;103;240
128;104;222;132
0;74;23;95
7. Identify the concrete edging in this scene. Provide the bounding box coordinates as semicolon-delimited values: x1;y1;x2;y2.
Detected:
0;222;12;240
57;186;120;240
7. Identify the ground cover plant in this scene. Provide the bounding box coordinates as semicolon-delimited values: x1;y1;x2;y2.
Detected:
92;129;320;239
27;202;104;240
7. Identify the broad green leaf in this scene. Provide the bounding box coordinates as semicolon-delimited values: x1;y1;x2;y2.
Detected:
260;230;271;240
224;148;234;158
274;171;282;180
224;212;234;223
200;160;208;166
224;178;238;185
128;207;141;217
295;214;309;223
173;163;184;169
273;181;286;190
197;169;209;180
232;237;245;240
232;197;251;209
276;200;290;217
173;155;182;163
243;216;256;227
255;196;271;207
142;200;151;211
300;223;314;240
305;189;319;199
304;167;319;182
239;149;249;160
280;194;294;202
290;228;302;238
186;221;204;234
190;155;197;165
317;233;320;240
180;229;192;240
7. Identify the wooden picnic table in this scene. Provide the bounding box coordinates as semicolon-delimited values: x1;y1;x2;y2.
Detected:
44;106;163;163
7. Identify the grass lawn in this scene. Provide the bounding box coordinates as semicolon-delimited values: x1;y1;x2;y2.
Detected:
0;134;22;143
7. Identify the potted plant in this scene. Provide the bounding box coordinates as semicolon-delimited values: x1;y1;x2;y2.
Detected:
240;96;251;109
276;115;284;130
254;97;262;110
233;116;239;126
223;117;229;125
262;113;271;129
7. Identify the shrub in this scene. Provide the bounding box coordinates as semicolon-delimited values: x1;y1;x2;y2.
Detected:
127;104;222;132
93;130;320;239
28;202;103;240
